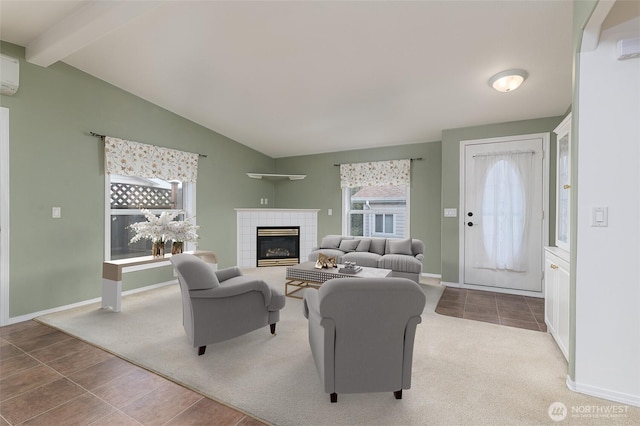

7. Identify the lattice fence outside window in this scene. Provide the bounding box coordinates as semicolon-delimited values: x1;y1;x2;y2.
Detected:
110;183;175;209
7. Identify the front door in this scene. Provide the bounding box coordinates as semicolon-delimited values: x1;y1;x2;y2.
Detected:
462;136;545;292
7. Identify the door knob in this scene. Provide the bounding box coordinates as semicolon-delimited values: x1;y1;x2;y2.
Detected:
467;212;473;217
467;222;474;227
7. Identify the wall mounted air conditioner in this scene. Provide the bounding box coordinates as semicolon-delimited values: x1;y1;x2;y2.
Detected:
617;37;640;61
0;54;20;96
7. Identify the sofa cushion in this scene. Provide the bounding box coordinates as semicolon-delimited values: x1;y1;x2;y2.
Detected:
339;239;360;252
412;239;425;256
378;254;422;274
369;238;387;255
342;252;381;268
388;238;414;255
355;239;371;252
320;235;342;249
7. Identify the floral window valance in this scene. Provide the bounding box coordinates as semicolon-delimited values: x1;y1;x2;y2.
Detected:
105;137;199;182
340;159;411;188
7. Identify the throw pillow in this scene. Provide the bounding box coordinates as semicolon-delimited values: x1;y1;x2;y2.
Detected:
356;239;371;252
388;238;414;255
320;235;342;249
339;239;360;252
369;238;387;255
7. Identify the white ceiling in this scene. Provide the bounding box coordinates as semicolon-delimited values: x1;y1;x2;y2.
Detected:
0;1;574;158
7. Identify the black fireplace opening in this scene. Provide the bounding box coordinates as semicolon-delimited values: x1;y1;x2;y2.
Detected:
256;226;300;267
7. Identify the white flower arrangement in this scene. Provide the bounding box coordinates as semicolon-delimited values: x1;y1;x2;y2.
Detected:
167;217;200;243
129;209;199;244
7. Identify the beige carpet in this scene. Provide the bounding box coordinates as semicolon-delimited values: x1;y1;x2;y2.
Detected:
38;268;639;425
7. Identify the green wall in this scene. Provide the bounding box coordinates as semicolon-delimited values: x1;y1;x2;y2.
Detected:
274;142;443;274
440;116;565;283
0;42;275;318
567;0;599;382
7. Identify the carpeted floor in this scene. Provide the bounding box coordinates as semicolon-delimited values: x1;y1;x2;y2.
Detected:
37;267;640;425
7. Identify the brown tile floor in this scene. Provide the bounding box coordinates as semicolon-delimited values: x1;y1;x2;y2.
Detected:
0;321;266;426
435;287;547;332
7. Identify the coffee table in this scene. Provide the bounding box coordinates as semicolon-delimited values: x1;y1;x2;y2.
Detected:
285;261;392;298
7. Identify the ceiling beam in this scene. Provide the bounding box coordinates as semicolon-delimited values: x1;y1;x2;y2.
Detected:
581;0;617;53
25;1;158;67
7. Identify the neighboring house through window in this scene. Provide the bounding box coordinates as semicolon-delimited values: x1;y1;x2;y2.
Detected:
345;185;407;238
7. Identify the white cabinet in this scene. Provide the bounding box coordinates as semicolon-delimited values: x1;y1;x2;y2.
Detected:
554;114;571;252
545;113;572;360
544;247;570;360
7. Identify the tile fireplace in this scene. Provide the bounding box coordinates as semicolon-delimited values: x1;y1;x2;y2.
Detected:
236;209;319;268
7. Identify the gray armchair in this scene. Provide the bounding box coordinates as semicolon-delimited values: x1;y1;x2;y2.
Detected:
303;277;426;402
170;253;285;355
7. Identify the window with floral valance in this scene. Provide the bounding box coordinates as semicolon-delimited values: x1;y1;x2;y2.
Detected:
340;159;411;238
104;137;199;260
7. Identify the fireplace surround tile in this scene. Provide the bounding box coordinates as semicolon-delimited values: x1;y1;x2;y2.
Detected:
236;209;319;268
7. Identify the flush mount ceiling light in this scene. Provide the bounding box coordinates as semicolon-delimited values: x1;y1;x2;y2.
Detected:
488;69;528;92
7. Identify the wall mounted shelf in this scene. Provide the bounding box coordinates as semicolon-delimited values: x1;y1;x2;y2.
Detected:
247;173;306;181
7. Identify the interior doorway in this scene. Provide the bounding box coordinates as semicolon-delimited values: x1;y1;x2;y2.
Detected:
459;134;549;295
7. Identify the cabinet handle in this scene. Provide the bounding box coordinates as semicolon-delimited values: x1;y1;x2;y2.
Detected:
563;184;571;189
550;264;559;270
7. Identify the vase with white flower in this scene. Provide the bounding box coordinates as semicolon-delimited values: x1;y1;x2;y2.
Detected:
129;209;198;257
167;216;199;254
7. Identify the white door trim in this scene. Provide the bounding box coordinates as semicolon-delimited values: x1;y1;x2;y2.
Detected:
0;107;10;325
458;132;550;295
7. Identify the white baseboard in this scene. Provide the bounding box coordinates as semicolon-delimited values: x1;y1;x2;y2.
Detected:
421;272;442;279
6;280;178;325
567;376;640;408
441;281;543;298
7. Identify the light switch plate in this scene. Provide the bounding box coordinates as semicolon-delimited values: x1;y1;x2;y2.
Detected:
591;206;608;227
52;207;61;218
444;208;457;218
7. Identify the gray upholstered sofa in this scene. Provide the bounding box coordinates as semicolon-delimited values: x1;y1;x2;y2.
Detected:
308;235;424;282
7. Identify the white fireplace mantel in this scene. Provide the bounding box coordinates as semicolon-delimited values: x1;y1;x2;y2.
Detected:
236;208;319;268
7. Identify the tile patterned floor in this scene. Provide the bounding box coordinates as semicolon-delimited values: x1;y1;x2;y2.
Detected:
0;320;265;426
435;287;547;332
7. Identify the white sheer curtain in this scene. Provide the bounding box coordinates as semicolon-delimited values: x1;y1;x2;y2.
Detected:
104;137;199;182
472;151;534;271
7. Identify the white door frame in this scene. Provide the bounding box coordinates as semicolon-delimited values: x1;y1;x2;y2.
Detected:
458;132;550;296
1;107;10;325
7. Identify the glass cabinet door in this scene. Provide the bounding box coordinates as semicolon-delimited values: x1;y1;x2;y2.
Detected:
554;114;571;252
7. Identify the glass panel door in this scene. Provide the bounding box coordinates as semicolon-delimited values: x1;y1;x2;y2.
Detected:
554;114;571;252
